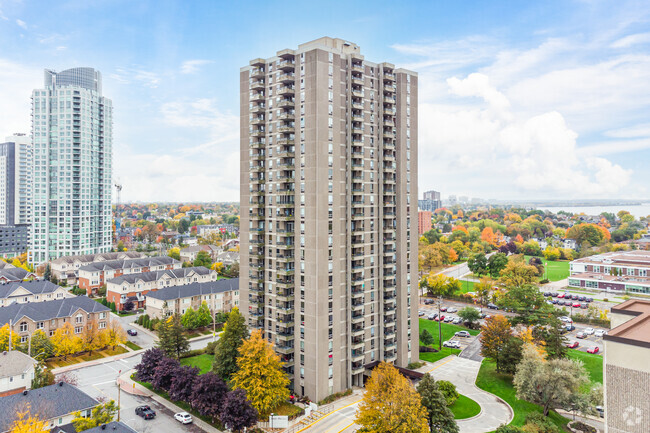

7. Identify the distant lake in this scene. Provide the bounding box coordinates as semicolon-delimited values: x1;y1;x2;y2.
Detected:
537;204;650;219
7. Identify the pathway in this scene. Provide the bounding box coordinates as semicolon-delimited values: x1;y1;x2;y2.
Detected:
417;356;513;433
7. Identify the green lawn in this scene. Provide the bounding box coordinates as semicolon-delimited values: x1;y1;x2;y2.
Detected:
450;394;481;420
180;353;213;374
458;280;475;293
418;319;480;363
567;349;603;384
475;360;570;431
524;256;570;281
419;349;460;364
124;341;142;351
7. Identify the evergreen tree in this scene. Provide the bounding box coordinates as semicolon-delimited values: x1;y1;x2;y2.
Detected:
157;315;190;360
196;301;212;328
212;307;248;381
417;374;459;433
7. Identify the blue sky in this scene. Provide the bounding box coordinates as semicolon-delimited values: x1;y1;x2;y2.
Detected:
1;0;649;202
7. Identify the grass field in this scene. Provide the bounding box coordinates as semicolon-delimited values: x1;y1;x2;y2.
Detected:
180;353;213;374
124;341;142;351
568;349;603;384
45;346;129;369
450;394;481;419
418;319;480;363
524;256;570;281
458;280;475;293
475;360;570;431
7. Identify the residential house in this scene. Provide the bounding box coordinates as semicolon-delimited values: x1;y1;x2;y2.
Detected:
0;280;69;307
145;278;240;318
0;267;37;284
106;266;217;311
0;296;111;342
78;256;180;296
0;382;99;432
563;239;577;250
0;351;37;397
222;239;239;250
0;261;15;270
215;251;239;266
196;224;238;237
50;252;145;286
179;245;221;263
624;233;650;251
76;422;138;433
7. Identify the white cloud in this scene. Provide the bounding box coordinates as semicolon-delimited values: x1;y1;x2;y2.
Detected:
611;32;650;48
109;67;161;88
180;59;213;74
15;18;25;28
0;58;41;139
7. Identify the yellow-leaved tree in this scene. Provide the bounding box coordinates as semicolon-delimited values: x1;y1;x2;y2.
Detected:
10;404;48;433
231;329;289;416
0;323;21;352
356;362;429;433
104;318;127;350
81;319;108;354
51;322;83;359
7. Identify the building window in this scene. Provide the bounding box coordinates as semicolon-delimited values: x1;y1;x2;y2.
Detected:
75;314;83;324
75;326;83;334
19;322;27;332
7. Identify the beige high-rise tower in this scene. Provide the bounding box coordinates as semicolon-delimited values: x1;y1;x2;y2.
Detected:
240;37;418;401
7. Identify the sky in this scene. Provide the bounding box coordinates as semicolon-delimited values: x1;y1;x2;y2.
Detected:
1;0;650;203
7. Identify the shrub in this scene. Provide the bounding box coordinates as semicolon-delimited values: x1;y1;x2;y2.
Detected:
496;425;524;433
179;348;206;359
407;361;425;370
539;279;550;284
523;413;560;433
205;341;218;355
419;346;437;353
318;389;353;405
437;380;459;406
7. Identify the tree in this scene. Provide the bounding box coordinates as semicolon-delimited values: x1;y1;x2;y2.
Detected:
168;365;199;403
72;400;118;431
467;253;488;276
420;329;435;346
436;380;459;406
151;356;180;391
27;329;53;360
480;315;513;372
488;253;508;278
51;323;83;359
534;320;568;360
498;260;538;288
458;307;481;328
190;372;229;422
104;318;127;350
421;273;448;297
514;344;590;416
9;404;48;433
55;371;79;386
221;389;259;433
194;250;212;268
212;307;248;381
81;319;107;354
196;301;212;328
135;348;166;382
31;363;55;389
417;373;458;433
474;277;493;306
157;315;190;360
231;330;289;416
499;336;524;375
0;323;21;352
181;307;199;330
498;284;554;326
168;247;181;260
356;362;429;433
43;264;51;281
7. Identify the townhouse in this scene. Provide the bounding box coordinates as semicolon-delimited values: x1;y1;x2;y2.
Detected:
0;296;111;342
0;280;69;307
106;266;218;311
0;382;99;432
49;251;145;286
569;250;650;294
145;278;240;318
0;267;37;284
0;351;37;397
78;256;180;295
179;245;221;263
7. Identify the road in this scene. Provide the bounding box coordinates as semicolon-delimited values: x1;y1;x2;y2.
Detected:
112;312;157;349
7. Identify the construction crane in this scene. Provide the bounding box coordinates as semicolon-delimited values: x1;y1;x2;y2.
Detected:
114;181;122;245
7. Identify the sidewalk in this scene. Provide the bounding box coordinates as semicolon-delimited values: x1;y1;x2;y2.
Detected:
119;369;225;433
52;347;147;374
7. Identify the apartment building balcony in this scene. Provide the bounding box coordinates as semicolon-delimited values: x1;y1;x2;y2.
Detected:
351;127;364;135
277;146;295;157
278;111;295;120
384;351;397;361
278;98;295;108
384;84;396;93
248;308;264;317
276;331;294;342
383;176;396;184
251;67;264;78
351;89;364;98
249;236;265;245
352;114;364;122
384;289;396;300
278;86;295;96
383;188;396;196
277;212;295;221
351;285;364;298
383;153;395;163
276;267;295;277
250;104;266;113
351;76;364;85
351;349;365;361
383;118;395;127
384;326;396;337
384;96;396;104
276;241;295;249
278;123;295;133
250;80;265;90
384;107;396;115
251;115;265;125
250;92;265;102
352;361;365;374
276;344;294;355
384;341;397;351
351;159;364;168
351;224;365;234
351;311;365;323
351;210;365;219
351;336;364;349
277;171;295;180
351;234;365;245
277;138;295;146
251;129;266;137
352;63;364;73
383;71;395;81
276;290;294;302
279;73;295;83
352;102;364;110
383;163;396;172
382;130;395;139
276;317;294;328
278;59;295;71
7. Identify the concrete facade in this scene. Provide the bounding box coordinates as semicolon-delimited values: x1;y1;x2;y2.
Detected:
240;37;418;401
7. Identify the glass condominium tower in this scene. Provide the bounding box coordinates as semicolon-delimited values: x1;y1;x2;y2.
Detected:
240;37;418;401
30;67;113;263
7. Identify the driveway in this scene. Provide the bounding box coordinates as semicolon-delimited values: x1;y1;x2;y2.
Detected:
111;312;157;349
417;356;513;433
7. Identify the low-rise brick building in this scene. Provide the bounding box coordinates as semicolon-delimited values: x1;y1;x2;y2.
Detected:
50;251;146;286
106;266;217;311
0;280;69;307
569;250;650;294
78;256;180;296
0;296;110;341
145;278;240;318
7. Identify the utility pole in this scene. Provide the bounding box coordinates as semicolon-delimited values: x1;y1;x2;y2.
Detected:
437;296;443;350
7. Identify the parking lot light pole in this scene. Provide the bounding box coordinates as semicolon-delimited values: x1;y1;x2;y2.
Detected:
437;296;443;350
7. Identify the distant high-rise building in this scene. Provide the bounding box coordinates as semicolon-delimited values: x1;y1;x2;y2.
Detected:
418;189;441;212
0;134;32;225
418;211;432;234
30;68;113;263
240;37;418;401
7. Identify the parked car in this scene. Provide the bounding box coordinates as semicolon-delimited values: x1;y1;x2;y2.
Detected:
418;310;425;317
557;293;566;298
455;331;471;338
578;295;585;301
584;328;595;335
572;302;582;308
127;329;138;336
427;313;437;320
444;316;454;323
443;340;461;349
447;307;457;313
551;292;559;297
587;346;600;354
487;303;499;310
594;329;606;338
559;316;572;323
452;317;462;325
576;332;586;339
174;412;193;424
571;294;579;300
543;292;551;297
566;324;576;331
551;299;558;304
595;406;604;418
586;297;594;303
567;341;579;349
436;315;445;322
135;406;156;420
440;306;448;312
